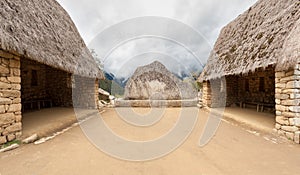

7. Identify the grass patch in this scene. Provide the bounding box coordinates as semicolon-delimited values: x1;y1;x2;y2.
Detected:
1;139;21;149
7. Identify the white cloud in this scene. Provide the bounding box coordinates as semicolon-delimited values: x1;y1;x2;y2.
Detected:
57;0;257;78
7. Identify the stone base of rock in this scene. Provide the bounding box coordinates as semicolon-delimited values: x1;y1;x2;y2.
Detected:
115;99;198;107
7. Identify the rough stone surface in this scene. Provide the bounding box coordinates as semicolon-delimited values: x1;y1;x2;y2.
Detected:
124;61;197;100
276;116;289;125
0;136;7;144
281;126;299;132
294;131;300;144
3;122;22;135
286;132;295;140
0;113;15;125
7;134;16;142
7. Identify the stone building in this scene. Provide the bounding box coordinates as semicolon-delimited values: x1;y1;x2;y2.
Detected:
199;0;300;143
0;0;103;145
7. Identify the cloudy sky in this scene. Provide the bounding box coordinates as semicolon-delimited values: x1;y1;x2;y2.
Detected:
57;0;257;79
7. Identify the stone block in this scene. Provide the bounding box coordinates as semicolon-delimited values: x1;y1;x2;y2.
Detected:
15;131;22;139
275;94;289;100
0;50;13;59
282;89;300;94
0;136;7;144
281;126;299;132
3;122;22;134
8;104;21;112
0;113;15;126
282;75;300;82
277;130;286;136
286;70;295;77
7;134;16;142
286;81;300;89
275;99;281;104
289;118;300;127
0;90;21;98
275;83;286;88
11;68;20;76
289;118;295;125
289;106;300;113
276;110;282;115
0;77;9;83
0;65;9;75
15;115;22;122
12;98;21;104
294;131;300;144
275;72;285;78
285;132;295;140
11;84;21;90
282;112;300;118
281;99;300;106
9;59;20;68
0;82;11;89
290;94;300;99
7;77;21;83
275;88;282;94
276;116;289;125
276;105;288;112
275;123;281;129
0;98;12;105
0;105;5;114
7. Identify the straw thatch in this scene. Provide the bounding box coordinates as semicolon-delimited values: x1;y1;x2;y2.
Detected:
200;0;300;81
0;0;104;79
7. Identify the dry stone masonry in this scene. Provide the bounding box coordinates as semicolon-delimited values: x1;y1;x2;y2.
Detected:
0;49;100;145
0;50;22;145
275;63;300;143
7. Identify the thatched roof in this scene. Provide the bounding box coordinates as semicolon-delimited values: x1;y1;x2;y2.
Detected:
0;0;104;79
200;0;300;81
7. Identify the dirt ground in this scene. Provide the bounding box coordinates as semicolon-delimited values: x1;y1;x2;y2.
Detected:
1;107;300;175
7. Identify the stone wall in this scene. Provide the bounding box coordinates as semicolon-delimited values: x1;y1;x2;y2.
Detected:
226;75;239;106
46;68;72;107
202;81;211;107
275;64;300;143
202;67;276;109
238;66;275;105
21;58;73;110
72;76;98;109
21;59;47;104
0;50;22;145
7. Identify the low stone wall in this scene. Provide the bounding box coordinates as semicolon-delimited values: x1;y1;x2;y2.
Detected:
275;64;300;143
115;99;198;107
0;50;22;145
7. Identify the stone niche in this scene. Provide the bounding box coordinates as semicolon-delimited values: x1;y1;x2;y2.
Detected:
275;63;300;143
0;50;22;145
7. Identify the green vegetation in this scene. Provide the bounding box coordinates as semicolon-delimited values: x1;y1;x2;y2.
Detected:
1;140;21;149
